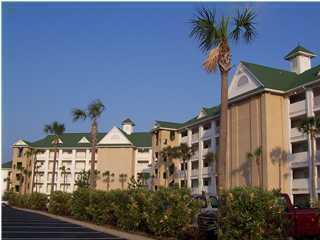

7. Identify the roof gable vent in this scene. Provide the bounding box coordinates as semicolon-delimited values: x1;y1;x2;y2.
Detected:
78;137;90;144
51;138;63;144
197;108;207;119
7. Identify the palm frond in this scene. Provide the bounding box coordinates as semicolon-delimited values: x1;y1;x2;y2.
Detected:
231;8;257;43
44;121;65;137
72;108;87;122
44;124;53;134
203;46;220;73
189;8;220;53
88;99;105;119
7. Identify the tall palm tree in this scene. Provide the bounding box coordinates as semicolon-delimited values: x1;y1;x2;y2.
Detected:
175;143;194;186
24;148;44;193
44;121;65;195
119;173;127;190
190;8;257;191
102;170;115;191
298;116;320;205
72;99;105;189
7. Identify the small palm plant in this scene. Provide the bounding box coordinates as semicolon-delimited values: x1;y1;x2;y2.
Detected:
190;8;257;190
72;99;105;189
102;170;115;191
59;166;70;192
44;121;65;195
24;148;44;193
298;116;320;205
175;143;194;185
119;173;128;190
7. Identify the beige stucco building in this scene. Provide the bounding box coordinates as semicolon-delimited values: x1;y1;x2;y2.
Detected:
9;119;152;194
151;45;320;206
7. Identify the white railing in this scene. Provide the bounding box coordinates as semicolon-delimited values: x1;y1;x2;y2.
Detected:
62;152;73;159
292;178;308;191
181;136;188;143
191;169;199;177
192;152;199;160
202;166;213;175
192;133;199;143
314;95;320;109
76;151;86;159
289;100;306;116
36;153;46;160
191;187;200;195
202;148;209;156
290;128;305;139
290;152;308;164
202;129;213;139
49;152;59;160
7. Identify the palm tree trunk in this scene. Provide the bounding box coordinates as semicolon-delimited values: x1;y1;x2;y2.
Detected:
50;146;57;195
310;133;318;205
90;120;97;189
217;70;229;192
31;155;37;193
256;160;261;188
183;159;187;187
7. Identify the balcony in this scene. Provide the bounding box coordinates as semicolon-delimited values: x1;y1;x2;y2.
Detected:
314;95;320;110
290;128;305;139
192;151;199;160
292;178;308;191
290;152;308;165
75;151;86;160
192;133;199;143
289;100;306;116
37;153;46;160
191;187;200;195
191;169;199;177
62;152;73;160
203;166;213;175
202;129;213;139
181;135;188;143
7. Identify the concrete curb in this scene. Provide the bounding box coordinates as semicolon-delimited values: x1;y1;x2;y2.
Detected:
11;206;156;240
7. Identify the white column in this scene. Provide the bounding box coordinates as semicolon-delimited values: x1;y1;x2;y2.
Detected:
71;149;76;191
199;125;204;193
86;149;90;171
43;150;49;194
212;120;218;196
187;129;192;188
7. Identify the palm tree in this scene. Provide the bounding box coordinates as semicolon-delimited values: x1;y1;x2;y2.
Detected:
160;146;178;187
44;121;65;195
24;148;44;193
102;170;115;191
298;116;320;205
72;99;105;189
190;8;257;191
175;144;194;186
119;173;128;190
23;169;32;194
59;166;70;192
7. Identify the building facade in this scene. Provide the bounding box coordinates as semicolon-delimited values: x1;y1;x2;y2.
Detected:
152;45;320;205
2;161;12;196
9;119;152;194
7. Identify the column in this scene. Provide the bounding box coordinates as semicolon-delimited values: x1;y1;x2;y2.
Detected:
43;150;49;194
71;149;76;191
211;120;217;195
199;125;204;193
187;129;192;188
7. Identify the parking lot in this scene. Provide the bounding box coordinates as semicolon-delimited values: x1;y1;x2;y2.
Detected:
2;205;125;240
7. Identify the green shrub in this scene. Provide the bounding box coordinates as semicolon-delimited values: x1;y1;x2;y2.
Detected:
218;187;288;240
145;187;201;237
71;187;90;220
49;191;72;216
28;192;48;210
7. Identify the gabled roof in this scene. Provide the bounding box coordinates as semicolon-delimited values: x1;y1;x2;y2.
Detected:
180;106;220;128
285;45;316;60
125;132;152;148
242;61;320;92
153;121;184;130
2;161;12;169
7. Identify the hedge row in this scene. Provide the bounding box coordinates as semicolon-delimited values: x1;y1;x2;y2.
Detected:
7;192;48;211
8;187;201;238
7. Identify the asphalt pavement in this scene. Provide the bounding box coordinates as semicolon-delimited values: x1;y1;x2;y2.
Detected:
2;205;126;240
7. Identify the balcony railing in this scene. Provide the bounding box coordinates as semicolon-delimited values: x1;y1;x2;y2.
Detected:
202;166;213;175
192;133;199;143
289;100;306;116
191;169;199;177
290;128;305;139
290;152;308;164
192;152;199;160
292;178;308;191
181;136;188;143
314;95;320;109
202;129;213;139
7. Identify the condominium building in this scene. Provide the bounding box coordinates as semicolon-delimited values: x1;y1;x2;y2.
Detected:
2;161;12;196
152;45;320;205
9;119;152;194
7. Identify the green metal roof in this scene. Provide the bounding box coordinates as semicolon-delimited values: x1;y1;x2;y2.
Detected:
285;45;316;60
30;131;151;149
2;161;12;169
154;121;184;129
180;105;220;128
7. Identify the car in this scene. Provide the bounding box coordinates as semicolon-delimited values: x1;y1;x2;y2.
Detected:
281;194;320;238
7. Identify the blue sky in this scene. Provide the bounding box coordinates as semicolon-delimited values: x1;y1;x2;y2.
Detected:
3;2;320;163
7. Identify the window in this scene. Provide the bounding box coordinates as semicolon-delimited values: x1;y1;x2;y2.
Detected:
15;185;20;192
192;143;199;152
155;152;159;159
180;180;186;187
291;141;308;154
203;122;211;130
155;169;158;175
138;148;149;153
164;139;168;145
17;162;22;169
17;148;23;157
290;92;305;104
203;177;211;186
181;130;188;137
293;194;310;208
291;116;306;128
163;172;167;179
203;139;211;149
293;167;309;179
191;161;199;170
192;127;199;134
169;164;175;175
203;158;211;168
155;132;159;145
170;131;175;141
138;160;149;164
181;162;187;171
191;179;199;188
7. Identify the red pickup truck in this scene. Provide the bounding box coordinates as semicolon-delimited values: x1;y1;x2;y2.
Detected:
282;194;320;238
